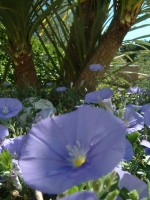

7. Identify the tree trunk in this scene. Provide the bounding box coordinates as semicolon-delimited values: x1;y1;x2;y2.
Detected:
75;16;130;90
13;52;39;89
61;0;97;82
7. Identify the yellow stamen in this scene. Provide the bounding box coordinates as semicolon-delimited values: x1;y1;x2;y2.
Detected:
73;155;86;167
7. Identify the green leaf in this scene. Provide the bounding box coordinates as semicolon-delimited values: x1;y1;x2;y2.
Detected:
126;132;140;143
105;189;119;200
128;190;139;200
0;149;12;171
67;185;79;195
0;162;5;171
95;171;119;199
119;187;130;200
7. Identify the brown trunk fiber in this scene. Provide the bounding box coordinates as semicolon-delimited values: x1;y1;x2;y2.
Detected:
13;52;39;89
75;17;130;91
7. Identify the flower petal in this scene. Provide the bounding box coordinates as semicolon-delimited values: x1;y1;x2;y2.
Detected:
19;106;126;194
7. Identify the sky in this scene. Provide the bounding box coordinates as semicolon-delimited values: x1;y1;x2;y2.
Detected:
124;18;150;41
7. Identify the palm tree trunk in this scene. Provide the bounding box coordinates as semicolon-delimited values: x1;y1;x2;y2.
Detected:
75;16;130;90
13;52;39;89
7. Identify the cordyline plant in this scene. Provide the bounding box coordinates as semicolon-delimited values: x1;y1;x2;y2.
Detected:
0;0;63;89
37;0;150;90
63;0;146;90
0;0;149;90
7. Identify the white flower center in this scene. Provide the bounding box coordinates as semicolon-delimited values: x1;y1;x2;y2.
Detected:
2;105;9;114
66;141;86;167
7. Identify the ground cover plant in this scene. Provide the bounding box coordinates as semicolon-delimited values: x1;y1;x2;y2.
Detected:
0;81;150;200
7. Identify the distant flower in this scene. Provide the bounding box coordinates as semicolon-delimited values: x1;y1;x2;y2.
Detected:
45;82;52;86
84;88;113;104
122;107;144;134
89;64;103;71
34;99;55;110
19;106;126;194
33;108;56;124
115;167;148;199
0;125;9;143
0;98;22;119
2;82;11;87
55;86;67;92
59;191;97;200
127;86;145;94
1;135;26;159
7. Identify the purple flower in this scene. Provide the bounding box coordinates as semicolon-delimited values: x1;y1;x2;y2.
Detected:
59;191;97;200
140;103;150;114
140;140;150;148
115;168;148;199
122;108;144;134
45;82;52;86
89;64;103;72
19;106;126;194
0;125;9;143
2;82;11;87
143;110;150;128
124;139;134;161
140;140;150;155
1;135;26;159
126;104;142;112
0;98;22;119
84;88;113;104
55;87;67;92
127;86;145;94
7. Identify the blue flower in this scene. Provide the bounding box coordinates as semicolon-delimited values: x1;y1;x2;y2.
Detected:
89;64;103;72
45;82;52;87
0;98;22;119
140;140;150;155
60;191;97;200
1;135;26;159
0;136;25;190
140;140;150;148
122;107;144;134
19;105;126;194
84;88;113;104
126;104;142;112
124;139;134;161
127;86;145;94
140;103;150;114
143;110;150;128
2;82;11;87
55;87;67;92
115;167;148;199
